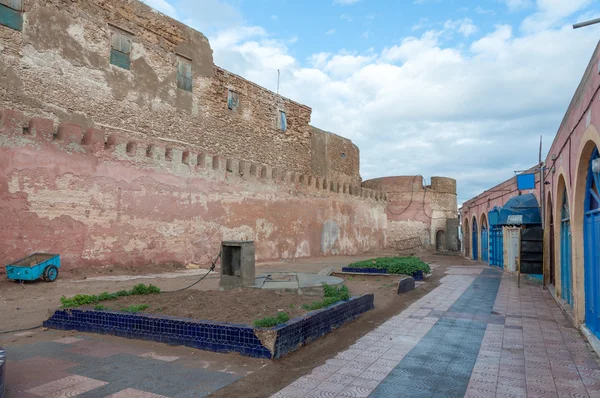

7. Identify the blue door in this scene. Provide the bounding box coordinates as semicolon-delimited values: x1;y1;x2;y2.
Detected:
472;217;478;260
490;226;504;268
561;189;573;306
585;148;600;337
481;224;489;263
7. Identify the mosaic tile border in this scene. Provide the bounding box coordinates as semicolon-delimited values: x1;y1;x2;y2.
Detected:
43;295;374;360
341;267;388;274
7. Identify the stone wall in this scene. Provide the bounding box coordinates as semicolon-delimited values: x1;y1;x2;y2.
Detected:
0;109;387;269
362;176;457;250
311;127;361;186
1;0;317;177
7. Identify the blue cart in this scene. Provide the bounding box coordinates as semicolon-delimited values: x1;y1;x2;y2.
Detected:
6;253;60;282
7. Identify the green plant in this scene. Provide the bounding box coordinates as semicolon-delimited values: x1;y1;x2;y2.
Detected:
130;284;161;295
289;303;295;309
347;257;431;275
121;304;149;313
254;311;290;328
60;284;162;308
94;304;106;310
302;283;350;311
60;294;100;308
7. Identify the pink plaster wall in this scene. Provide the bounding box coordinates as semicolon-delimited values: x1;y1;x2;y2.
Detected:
0;110;388;269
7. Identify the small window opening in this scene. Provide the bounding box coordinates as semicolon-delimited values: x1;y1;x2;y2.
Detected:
0;0;23;31
110;32;131;70
177;60;193;92
227;89;239;111
341;152;347;158
278;110;287;131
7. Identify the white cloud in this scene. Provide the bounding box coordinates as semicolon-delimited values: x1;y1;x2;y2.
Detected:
474;6;495;15
444;18;478;37
340;14;353;22
522;0;592;32
326;29;336;36
140;0;178;18
504;0;533;12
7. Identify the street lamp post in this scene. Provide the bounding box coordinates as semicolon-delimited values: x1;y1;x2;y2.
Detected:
574;18;600;29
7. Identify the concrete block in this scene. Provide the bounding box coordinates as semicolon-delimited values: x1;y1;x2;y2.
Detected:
397;276;415;294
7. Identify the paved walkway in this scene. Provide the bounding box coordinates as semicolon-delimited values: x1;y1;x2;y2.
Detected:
273;266;600;398
1;330;264;397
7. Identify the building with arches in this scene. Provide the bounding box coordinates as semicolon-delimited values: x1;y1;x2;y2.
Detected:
459;41;600;353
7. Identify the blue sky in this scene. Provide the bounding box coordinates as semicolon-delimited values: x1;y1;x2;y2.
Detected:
143;0;600;205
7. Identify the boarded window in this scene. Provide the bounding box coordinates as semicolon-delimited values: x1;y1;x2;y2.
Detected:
227;90;239;111
110;33;131;70
278;111;287;131
177;60;193;92
0;0;22;31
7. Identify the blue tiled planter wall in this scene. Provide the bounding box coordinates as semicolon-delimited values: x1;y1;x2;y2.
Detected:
341;267;388;274
44;294;374;359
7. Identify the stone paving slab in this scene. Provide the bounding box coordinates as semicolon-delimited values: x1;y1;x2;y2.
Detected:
1;328;263;397
273;266;600;398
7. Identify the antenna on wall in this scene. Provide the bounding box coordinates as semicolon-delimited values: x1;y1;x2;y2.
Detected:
277;69;280;95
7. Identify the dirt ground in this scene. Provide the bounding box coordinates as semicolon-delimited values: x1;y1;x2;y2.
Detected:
0;252;483;397
88;289;325;324
0;251;401;333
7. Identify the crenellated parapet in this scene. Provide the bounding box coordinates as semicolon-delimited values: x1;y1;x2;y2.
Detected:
0;109;386;202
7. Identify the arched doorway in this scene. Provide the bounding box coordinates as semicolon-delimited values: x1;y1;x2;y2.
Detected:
561;187;573;306
436;230;445;251
472;217;478;260
464;219;470;257
481;215;489;263
548;195;555;286
585;147;600;335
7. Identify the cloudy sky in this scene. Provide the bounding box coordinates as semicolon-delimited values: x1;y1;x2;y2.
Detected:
142;0;600;205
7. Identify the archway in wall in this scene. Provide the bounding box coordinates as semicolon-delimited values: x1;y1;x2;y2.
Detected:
472;216;478;260
584;147;600;336
436;230;445;251
547;194;555;286
481;214;489;263
560;183;573;307
464;219;470;258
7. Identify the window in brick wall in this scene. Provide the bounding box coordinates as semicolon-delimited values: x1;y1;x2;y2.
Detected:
227;89;239;111
0;0;23;31
177;60;193;92
278;110;287;132
110;32;132;70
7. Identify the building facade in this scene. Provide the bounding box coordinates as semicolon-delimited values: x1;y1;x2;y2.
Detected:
459;41;600;352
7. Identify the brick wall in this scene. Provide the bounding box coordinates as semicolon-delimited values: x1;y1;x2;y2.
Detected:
0;109;387;268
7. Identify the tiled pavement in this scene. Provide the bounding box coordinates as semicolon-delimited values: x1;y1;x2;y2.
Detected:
2;330;263;397
273;266;600;398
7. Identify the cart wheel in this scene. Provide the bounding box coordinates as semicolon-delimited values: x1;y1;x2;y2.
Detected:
44;266;59;282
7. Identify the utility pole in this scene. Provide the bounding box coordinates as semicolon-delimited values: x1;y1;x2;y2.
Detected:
573;18;600;29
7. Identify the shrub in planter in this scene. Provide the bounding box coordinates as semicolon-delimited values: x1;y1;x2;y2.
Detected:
346;257;431;276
